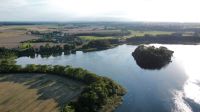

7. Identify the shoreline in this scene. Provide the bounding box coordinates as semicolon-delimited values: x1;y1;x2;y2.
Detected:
0;64;126;112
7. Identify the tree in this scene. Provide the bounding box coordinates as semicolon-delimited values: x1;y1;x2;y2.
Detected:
24;64;38;72
62;105;75;112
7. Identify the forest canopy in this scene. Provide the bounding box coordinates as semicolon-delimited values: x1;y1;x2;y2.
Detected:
132;45;174;69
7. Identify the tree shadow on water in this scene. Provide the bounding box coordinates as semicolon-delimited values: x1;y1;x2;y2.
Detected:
133;58;172;70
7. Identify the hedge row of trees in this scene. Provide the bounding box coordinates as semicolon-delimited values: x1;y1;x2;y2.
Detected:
21;39;56;43
127;33;200;44
0;56;126;112
0;38;122;58
73;30;131;37
0;43;77;58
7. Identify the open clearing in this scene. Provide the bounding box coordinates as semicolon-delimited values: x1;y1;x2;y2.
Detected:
0;73;84;112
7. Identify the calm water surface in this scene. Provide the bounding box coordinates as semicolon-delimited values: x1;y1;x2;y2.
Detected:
16;44;200;112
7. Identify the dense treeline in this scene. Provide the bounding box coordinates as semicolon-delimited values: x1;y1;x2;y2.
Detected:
21;39;56;43
73;30;131;37
0;39;120;58
81;39;121;52
82;40;111;50
0;56;126;112
0;43;77;58
0;22;36;25
127;33;200;44
0;49;17;66
99;22;200;32
132;45;174;69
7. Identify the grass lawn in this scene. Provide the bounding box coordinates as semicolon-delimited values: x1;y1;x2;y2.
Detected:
125;30;174;38
79;36;114;41
19;43;33;49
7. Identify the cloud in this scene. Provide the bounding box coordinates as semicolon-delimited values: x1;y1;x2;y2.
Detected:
0;0;200;22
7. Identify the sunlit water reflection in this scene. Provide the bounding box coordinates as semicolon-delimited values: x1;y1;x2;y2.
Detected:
153;44;200;112
16;44;200;112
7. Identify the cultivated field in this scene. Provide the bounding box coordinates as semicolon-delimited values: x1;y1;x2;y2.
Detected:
0;26;39;48
0;73;84;112
0;25;118;48
127;30;174;37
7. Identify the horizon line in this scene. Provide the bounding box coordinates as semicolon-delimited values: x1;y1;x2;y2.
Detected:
1;20;200;24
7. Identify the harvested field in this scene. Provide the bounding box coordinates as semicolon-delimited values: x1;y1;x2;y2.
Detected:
0;28;39;48
0;73;84;112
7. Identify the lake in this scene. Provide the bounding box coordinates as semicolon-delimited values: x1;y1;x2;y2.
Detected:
16;44;200;112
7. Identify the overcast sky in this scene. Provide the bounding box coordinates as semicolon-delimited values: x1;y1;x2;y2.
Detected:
0;0;200;22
